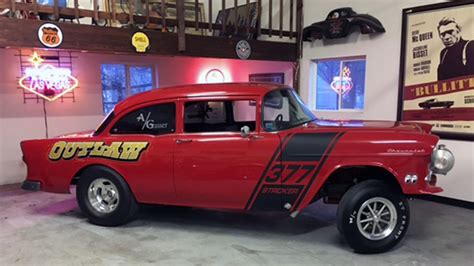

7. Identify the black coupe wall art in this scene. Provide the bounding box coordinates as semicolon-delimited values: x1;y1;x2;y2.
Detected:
303;8;385;41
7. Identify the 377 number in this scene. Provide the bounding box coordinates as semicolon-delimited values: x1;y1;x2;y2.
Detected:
265;164;316;184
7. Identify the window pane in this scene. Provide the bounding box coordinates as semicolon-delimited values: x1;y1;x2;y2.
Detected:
184;100;256;133
341;60;366;110
101;64;126;114
112;103;176;135
314;57;366;111
316;61;340;110
263;89;315;132
233;100;256;122
130;66;154;95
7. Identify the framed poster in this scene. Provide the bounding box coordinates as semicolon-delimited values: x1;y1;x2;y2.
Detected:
249;73;285;84
398;1;474;141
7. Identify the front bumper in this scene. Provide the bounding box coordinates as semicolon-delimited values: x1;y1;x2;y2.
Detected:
21;180;41;192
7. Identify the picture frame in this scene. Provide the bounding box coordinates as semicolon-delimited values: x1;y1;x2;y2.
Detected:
398;1;474;141
249;73;285;84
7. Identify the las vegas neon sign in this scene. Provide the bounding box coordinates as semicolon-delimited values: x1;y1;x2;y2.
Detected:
19;52;79;101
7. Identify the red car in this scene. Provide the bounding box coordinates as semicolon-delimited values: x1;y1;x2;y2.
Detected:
21;83;454;253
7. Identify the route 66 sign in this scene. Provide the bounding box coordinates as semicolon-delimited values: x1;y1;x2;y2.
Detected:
38;23;63;48
236;40;251;60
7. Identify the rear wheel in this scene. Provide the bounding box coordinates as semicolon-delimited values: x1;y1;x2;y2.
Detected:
76;166;138;226
336;180;409;253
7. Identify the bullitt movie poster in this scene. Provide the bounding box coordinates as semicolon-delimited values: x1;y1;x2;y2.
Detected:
400;2;474;140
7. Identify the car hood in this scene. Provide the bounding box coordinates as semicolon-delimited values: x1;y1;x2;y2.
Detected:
310;119;432;133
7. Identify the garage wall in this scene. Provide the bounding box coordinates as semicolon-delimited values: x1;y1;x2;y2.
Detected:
0;48;293;185
300;0;474;202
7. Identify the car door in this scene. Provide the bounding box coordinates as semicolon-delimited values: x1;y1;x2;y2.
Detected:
173;97;281;210
107;101;177;204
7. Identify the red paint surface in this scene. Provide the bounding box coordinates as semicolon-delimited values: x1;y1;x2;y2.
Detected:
21;83;443;212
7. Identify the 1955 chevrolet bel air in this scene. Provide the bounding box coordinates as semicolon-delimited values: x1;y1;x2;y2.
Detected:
20;83;454;253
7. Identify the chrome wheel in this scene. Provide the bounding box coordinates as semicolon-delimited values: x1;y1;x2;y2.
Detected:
356;197;397;241
87;178;120;214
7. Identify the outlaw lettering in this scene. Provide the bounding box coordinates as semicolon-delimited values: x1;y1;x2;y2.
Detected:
49;141;149;161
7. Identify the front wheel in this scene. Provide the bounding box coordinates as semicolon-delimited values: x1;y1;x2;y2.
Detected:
336;180;410;253
76;166;138;226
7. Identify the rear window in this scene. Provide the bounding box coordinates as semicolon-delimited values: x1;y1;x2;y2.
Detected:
111;103;176;135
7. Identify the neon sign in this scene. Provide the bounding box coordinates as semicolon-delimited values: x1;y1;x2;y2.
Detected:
19;52;79;101
330;66;353;95
205;69;225;83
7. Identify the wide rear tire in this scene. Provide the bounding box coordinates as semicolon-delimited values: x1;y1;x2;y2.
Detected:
76;166;138;226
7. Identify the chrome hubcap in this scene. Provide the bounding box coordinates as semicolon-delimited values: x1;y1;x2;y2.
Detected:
87;178;120;214
356;197;397;240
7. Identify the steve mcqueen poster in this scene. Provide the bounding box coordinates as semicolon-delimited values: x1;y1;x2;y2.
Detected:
398;1;474;141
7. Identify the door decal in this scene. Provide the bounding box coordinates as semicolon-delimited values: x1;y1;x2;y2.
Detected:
246;132;345;211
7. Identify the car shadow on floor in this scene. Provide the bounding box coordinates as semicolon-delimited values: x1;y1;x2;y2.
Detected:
130;201;338;235
46;196;341;239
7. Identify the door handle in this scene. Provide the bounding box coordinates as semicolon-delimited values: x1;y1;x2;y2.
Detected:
250;135;264;140
176;139;193;144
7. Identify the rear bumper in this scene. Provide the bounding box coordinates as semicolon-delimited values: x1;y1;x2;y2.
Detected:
21;180;41;192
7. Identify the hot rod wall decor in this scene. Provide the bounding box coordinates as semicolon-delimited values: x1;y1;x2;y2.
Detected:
303;8;385;41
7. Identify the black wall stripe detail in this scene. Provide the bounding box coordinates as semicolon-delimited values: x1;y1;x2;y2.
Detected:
291;132;346;210
282;133;338;161
244;134;293;210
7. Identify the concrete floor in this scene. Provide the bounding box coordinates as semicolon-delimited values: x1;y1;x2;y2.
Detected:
0;184;472;265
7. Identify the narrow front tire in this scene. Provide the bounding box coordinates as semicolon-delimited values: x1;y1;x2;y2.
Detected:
336;180;410;253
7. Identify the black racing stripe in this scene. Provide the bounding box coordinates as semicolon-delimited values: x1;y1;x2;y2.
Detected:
291;132;346;210
244;133;293;210
282;133;338;161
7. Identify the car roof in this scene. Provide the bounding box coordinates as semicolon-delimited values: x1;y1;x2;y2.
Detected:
114;82;289;114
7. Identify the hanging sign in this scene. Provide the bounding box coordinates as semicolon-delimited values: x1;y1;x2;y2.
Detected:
330;66;354;95
38;23;63;48
132;32;150;53
236;40;251;60
19;52;79;101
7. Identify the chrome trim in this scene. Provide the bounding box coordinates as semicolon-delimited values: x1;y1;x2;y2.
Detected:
87;178;120;214
425;170;433;182
404;174;418;184
356;197;398;241
430;144;455;175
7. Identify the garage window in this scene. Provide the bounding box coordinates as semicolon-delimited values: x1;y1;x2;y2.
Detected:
311;56;366;111
101;64;156;115
184;100;256;133
111;103;175;135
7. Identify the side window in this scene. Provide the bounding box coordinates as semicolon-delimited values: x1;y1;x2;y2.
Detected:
112;103;175;135
184;100;256;133
263;91;290;131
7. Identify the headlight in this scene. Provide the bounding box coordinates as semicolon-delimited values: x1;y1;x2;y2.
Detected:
430;144;455;175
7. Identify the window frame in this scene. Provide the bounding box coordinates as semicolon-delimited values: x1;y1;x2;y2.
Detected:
261;88;317;132
100;63;158;115
179;96;261;135
310;55;367;112
108;100;177;137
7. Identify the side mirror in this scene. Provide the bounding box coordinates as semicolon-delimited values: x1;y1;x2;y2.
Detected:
240;126;250;138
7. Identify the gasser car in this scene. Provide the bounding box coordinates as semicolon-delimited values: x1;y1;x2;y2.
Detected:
21;83;454;253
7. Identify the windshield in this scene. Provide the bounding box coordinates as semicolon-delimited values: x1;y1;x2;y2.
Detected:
262;89;316;132
94;111;115;136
